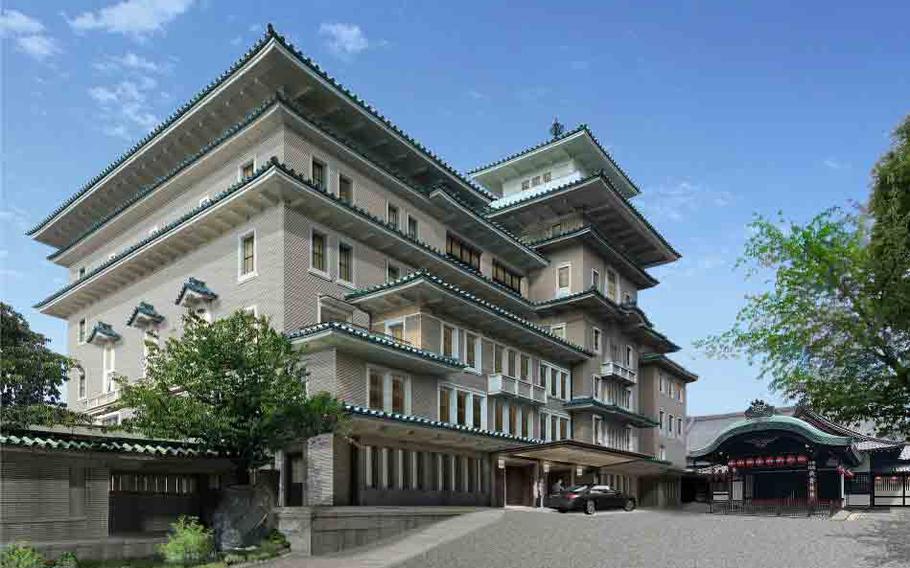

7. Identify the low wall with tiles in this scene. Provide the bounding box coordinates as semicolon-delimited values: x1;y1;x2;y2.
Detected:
275;506;482;556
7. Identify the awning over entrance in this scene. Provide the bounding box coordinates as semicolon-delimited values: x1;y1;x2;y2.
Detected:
498;439;669;471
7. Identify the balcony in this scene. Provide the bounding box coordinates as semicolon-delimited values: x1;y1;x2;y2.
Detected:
83;390;119;412
487;373;547;405
599;361;637;385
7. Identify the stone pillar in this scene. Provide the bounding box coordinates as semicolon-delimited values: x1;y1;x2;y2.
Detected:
275;507;312;556
276;450;286;508
307;433;335;506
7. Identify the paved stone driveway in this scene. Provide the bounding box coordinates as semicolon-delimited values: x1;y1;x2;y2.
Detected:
395;507;910;568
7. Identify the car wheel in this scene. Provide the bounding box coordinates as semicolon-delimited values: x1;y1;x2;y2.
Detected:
624;498;636;512
585;500;596;515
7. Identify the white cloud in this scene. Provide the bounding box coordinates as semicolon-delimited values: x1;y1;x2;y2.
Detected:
0;9;60;61
94;52;162;73
637;181;733;222
67;0;194;37
823;157;849;170
318;22;370;58
88;78;160;139
0;9;44;34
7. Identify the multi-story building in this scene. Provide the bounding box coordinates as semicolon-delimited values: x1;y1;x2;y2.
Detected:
31;25;696;508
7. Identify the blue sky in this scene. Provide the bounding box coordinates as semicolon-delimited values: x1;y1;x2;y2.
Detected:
2;1;908;414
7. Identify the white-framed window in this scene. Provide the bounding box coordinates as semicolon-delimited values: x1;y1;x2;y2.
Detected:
592;327;602;354
659;409;665;430
438;383;486;428
659;373;666;394
542;363;570;400
591;268;600;292
311;157;326;189
667;414;675;437
677;417;683;437
540;409;570;442
102;344;116;393
386;259;401;282
239;158;255;181
238;230;257;281
441;324;458;359
407;214;419;239
550;324;566;340
385;319;405;342
77;367;86;400
78;318;87;344
556;264;571;296
337;241;354;286
310;228;328;276
387;202;400;229
338;173;354;204
367;366;411;414
678;384;685;402
625;345;635;368
141;330;158;378
606;269;618;301
659;445;667;461
464;332;480;372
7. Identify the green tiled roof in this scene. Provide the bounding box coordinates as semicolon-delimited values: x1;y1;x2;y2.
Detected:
689;415;854;459
563;397;659;428
486;171;678;262
86;321;120;343
467;124;640;196
30;24;491;237
0;431;220;457
523;225;657;287
345;404;541;444
36;159;529;311
175;277;218;305
639;353;698;383
346;270;593;357
287;321;465;368
126;301;165;327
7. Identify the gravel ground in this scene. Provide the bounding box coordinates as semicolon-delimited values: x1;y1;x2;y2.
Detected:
394;507;910;568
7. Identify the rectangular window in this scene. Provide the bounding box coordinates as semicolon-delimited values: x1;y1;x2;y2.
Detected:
521;179;530;190
391;375;405;413
507;350;517;378
607;270;618;301
78;319;86;343
551;415;558;441
538;363;547;388
240;160;255;179
465;333;478;369
338;174;353;204
520;355;530;381
311;231;327;273
338;242;353;283
102;344;116;393
668;414;674;436
495;400;503;431
387;261;401;282
539;414;548;441
557;264;571;293
521;411;529;438
550;324;565;340
508;404;517;433
560;372;569;399
472;396;482;428
439;388;451;422
542;171;552;183
407;215;418;239
312;159;326;189
494;344;504;374
387;321;404;341
492;260;522;293
387;203;400;229
369;370;384;410
560;418;568;440
593;328;602;354
77;369;86;399
240;232;255;278
591;269;600;291
677;417;683;436
446;233;481;270
456;391;467;426
659;409;665;430
442;325;456;358
531;175;541;186
625;345;634;368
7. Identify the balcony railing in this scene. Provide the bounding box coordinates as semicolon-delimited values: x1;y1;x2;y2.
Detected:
599;361;637;384
83;389;119;410
488;373;547;404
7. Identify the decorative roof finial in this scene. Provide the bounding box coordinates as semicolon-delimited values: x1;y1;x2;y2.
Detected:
745;399;776;419
550;117;565;139
266;23;275;35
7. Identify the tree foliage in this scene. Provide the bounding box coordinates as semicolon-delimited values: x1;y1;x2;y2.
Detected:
697;117;910;437
117;310;346;480
0;302;87;429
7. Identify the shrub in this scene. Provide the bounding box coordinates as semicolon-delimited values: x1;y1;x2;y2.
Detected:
0;544;45;568
54;553;78;568
263;530;288;549
159;516;215;566
221;554;245;566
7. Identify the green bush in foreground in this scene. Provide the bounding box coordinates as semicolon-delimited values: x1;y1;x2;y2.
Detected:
159;517;215;566
0;544;45;568
55;552;79;568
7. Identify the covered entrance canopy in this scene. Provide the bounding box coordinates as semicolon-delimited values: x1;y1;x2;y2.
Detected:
500;439;672;474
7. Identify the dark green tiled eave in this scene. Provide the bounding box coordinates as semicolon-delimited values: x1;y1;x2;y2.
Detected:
563;397;659;428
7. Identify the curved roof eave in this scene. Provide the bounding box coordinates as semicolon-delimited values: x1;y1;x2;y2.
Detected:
689;415;853;458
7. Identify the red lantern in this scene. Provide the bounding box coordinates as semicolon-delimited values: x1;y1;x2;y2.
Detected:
786;455;797;466
775;456;785;466
745;458;755;467
735;459;745;468
797;455;808;465
727;459;736;468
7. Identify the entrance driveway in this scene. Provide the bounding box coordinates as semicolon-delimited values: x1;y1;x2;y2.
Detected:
394;507;910;568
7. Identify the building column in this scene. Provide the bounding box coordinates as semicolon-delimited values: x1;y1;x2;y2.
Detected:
276;449;286;507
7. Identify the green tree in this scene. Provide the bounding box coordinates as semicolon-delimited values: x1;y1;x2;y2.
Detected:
0;302;86;429
696;206;909;437
117;310;346;483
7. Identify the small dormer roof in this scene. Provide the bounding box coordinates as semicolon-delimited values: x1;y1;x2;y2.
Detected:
87;322;121;344
469;125;640;198
175;277;218;306
126;302;165;327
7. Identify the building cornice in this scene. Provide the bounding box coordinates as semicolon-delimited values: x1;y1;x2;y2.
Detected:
640;353;698;383
562;397;660;428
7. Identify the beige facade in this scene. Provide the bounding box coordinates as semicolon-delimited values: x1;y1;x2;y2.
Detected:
31;27;695;510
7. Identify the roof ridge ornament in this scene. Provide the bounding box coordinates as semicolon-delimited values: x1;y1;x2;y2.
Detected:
745;399;776;419
550;117;565;139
